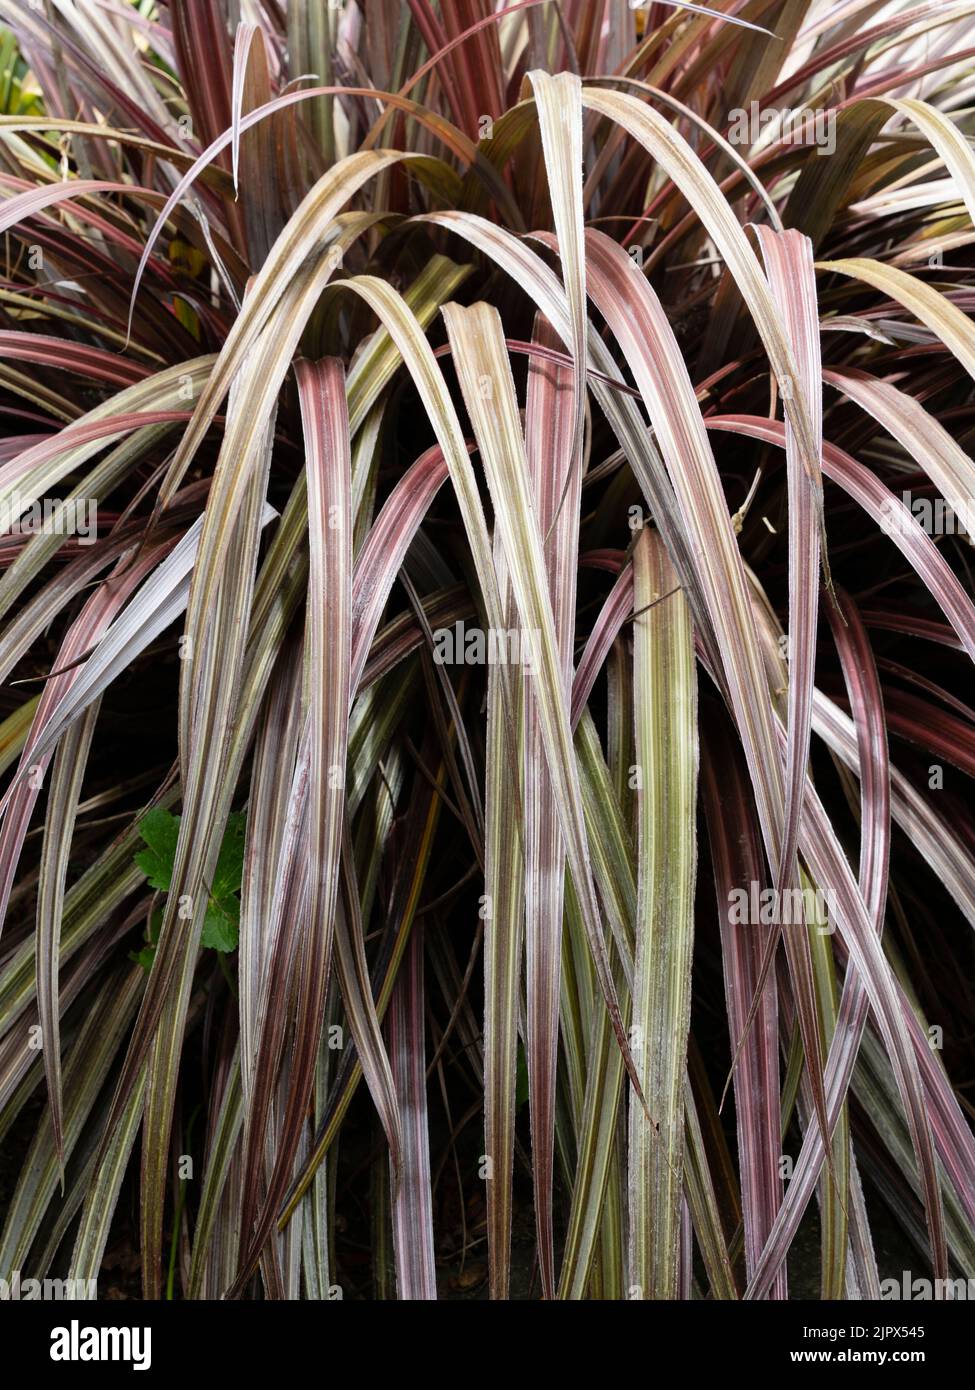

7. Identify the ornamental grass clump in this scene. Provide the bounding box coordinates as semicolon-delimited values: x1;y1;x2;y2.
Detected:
0;0;973;1302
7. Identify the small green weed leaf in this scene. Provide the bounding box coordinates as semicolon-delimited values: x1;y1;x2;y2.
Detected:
134;812;244;964
133;808;179;892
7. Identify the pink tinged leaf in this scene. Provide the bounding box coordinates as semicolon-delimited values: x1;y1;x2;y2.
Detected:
526;72;587;525
813;701;975;1233
351;446;449;693
231;23;259;196
482;532;524;1301
571;560;633;730
0;179;155;239
0;509;271;800
745;671;975;1296
705;417;975;664
745;228;838;1193
785;723;948;1282
442;299;648;1132
336;828;403;1158
239;638;304;1104
824;368;975;552
421;212;707;664
694;625;949;1285
523;313;579;1298
882;688;975;775
238;718;313;1271
0;332;150;386
753;227;823;899
388;923;436;1300
231;359;358;1291
580;230;833;1179
580;229;783;880
0;537;179;933
142;400;277;1296
0;410;194;502
35;697;101;1173
702;728;786;1298
742;587;889;1299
